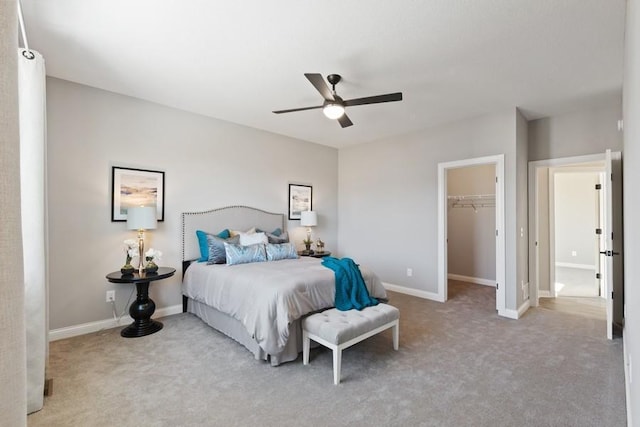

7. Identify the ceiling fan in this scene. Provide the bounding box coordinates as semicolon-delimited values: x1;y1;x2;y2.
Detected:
272;73;403;128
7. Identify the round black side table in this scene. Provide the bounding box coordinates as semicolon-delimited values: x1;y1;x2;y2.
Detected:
106;267;176;338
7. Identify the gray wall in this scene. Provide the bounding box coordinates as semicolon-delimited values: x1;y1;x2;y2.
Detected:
623;1;640;424
447;164;496;281
528;95;623;161
528;97;623;302
0;1;27;425
46;78;338;330
338;108;526;312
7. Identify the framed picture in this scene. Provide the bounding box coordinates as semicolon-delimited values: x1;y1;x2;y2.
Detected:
289;184;312;220
111;166;165;222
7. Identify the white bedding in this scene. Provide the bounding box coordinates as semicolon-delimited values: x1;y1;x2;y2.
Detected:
182;257;387;355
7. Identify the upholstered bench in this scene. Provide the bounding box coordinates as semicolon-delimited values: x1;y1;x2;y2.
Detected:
302;304;399;385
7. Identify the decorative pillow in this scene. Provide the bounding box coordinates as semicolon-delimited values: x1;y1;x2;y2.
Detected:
239;232;268;246
224;242;267;266
265;230;289;244
206;234;240;264
265;243;298;261
256;227;283;237
196;229;231;262
229;227;256;238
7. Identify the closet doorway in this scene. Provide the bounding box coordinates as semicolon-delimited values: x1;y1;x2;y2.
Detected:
437;155;506;315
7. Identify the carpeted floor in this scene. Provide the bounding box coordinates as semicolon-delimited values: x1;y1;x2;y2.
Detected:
28;282;626;427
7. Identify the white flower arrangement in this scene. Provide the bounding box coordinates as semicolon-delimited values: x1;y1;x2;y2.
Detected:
123;239;139;265
145;248;162;262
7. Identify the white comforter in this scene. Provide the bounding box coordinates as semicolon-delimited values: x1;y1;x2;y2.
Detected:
182;257;387;355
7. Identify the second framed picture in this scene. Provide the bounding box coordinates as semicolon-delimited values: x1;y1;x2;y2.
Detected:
288;184;312;220
111;166;165;222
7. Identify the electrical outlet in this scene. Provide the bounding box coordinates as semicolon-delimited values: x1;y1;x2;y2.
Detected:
571;251;577;257
406;268;413;277
106;290;115;302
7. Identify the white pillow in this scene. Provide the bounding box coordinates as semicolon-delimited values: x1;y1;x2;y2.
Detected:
239;231;267;246
230;227;256;237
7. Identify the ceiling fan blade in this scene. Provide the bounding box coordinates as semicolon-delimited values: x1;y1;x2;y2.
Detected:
305;73;334;101
343;92;403;107
337;114;353;128
272;105;323;114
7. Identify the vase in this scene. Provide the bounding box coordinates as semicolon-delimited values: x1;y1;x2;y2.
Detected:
145;261;158;273
121;264;135;275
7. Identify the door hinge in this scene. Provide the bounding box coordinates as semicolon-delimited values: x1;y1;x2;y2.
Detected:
612;291;614;299
596;273;601;279
496;283;499;290
595;228;602;235
495;229;498;236
595;184;602;190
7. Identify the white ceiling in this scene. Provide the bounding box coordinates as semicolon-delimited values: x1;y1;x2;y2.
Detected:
21;0;626;148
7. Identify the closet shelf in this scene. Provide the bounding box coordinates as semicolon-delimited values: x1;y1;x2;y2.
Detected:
448;194;495;210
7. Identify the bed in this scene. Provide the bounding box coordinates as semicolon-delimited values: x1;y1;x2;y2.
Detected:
181;205;387;366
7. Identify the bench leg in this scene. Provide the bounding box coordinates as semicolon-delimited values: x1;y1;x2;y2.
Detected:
392;321;399;350
333;347;342;385
303;331;310;365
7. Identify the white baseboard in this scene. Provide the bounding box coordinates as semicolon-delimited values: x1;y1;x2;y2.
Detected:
447;274;496;287
538;290;551;298
501;299;531;320
555;262;595;270
382;282;444;302
49;304;183;342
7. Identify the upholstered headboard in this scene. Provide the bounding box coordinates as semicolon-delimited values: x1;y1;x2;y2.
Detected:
181;205;286;262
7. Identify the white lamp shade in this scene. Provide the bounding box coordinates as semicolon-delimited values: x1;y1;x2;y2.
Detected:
300;211;317;227
127;206;157;230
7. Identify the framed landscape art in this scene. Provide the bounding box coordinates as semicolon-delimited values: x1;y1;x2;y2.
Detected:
288;184;312;220
111;166;165;222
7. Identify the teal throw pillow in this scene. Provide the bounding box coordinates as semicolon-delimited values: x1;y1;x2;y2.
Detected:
197;229;231;262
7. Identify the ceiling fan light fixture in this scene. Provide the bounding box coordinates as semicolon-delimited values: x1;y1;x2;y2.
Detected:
323;102;345;119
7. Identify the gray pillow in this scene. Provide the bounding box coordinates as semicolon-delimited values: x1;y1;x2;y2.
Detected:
207;234;240;264
265;243;298;261
266;231;289;244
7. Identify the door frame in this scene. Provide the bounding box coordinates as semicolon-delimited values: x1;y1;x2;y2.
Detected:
437;154;506;315
528;153;606;307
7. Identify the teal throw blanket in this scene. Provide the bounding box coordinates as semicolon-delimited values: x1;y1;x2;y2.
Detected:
321;256;378;311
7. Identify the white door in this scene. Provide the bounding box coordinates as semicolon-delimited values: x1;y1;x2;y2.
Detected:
601;150;623;340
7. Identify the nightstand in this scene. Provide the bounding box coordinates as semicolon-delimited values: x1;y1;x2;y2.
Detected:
106;267;176;338
299;251;331;258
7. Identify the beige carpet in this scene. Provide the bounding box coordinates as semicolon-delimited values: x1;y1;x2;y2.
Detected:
28;282;626;427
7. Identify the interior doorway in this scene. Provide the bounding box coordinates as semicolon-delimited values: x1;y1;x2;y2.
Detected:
446;164;497;298
437;154;506;316
528;151;623;339
549;168;603;298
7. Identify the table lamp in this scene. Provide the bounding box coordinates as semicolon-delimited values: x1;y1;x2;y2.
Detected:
300;210;317;253
127;206;157;273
